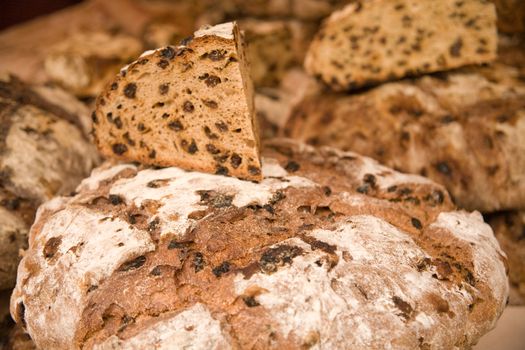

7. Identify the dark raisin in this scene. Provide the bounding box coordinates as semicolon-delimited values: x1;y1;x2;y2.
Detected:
193;252;204;272
449;38;463;57
435;162;452;176
212;261;231;277
187;140;198;154
356;185;369;194
113;116;123;129
205;75;221;87
137;123;146;131
208;49;226;61
248;166;261;176
180;36;193;46
387;185;398;192
216;166;229;175
392;296;413;320
230;153;242;168
118;256;146;271
159;84;169;95
323;186;332;196
43;237;62;259
109;194;123;205
203;99;218;109
91;111;98;124
157;59;169;69
204;126;219;139
183;101;194;113
160;46;175;59
215;121;228;132
168;119;184;131
243;296;260;307
263;204;275;214
206;144;220;154
363;173;376;187
110;82;118;90
150;266;162;276
148;150;156;159
285;161;300;172
124;83;137;98
411;217;423;230
112;143;128;155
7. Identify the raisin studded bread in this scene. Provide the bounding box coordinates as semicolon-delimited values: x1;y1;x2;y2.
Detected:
486;211;525;305
240;19;316;88
93;22;262;182
0;74;99;289
285;68;525;212
11;139;507;349
305;0;497;91
44;31;143;97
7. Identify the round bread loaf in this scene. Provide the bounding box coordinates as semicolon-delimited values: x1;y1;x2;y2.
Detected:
11;140;508;349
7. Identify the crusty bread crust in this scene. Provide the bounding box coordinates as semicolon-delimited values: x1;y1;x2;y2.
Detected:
94;22;262;182
11;139;508;349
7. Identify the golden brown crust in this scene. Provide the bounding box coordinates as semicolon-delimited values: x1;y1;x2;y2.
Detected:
11;140;508;349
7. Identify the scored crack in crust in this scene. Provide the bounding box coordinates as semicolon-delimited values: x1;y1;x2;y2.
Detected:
93;22;262;182
10;139;508;349
305;0;497;91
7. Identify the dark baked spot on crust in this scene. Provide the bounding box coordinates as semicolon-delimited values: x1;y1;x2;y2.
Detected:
259;245;304;274
193;252;205;272
118;256;146;272
215;166;229;176
242;296;260;307
231;153;242;169
110;82;118;90
183;101;195;113
109;194;123;205
43;236;62;259
204;126;219;139
411;217;423;230
124;83;137;99
157;59;169;69
206;144;220;154
212;261;231;277
202;99;218;109
248;166;261;176
215;121;228;132
159;84;169;95
392;296;413;321
168;119;184;131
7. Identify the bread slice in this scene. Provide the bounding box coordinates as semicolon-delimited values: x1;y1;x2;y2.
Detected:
305;0;497;91
94;22;262;182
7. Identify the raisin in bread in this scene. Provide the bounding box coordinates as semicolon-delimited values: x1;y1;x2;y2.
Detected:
305;0;497;91
0;74;99;289
285;68;525;212
10;139;507;349
44;31;143;97
486;211;525;305
94;22;262;182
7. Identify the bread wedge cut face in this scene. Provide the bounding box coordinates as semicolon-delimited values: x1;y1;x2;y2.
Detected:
305;0;497;91
93;22;262;181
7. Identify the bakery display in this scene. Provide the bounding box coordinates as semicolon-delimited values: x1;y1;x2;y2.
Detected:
93;22;262;182
305;0;497;91
285;68;525;212
0;74;99;290
44;31;143;97
10;139;508;349
486;211;525;304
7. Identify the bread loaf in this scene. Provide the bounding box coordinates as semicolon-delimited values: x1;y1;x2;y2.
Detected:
305;0;497;91
0;74;99;289
486;210;525;305
93;22;262;182
11;139;507;349
492;0;525;33
240;19;316;88
285;68;525;212
45;31;143;97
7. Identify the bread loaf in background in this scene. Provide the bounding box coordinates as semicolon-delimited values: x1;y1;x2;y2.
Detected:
285;66;525;212
305;0;497;91
0;74;99;289
492;0;525;33
10;139;508;349
486;211;525;305
93;22;263;182
44;31;143;97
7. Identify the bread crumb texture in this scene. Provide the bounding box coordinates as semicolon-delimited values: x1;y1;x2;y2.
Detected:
305;0;497;91
93;22;262;182
11;139;507;349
